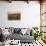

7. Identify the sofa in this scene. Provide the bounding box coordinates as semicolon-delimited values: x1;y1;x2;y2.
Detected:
3;27;34;43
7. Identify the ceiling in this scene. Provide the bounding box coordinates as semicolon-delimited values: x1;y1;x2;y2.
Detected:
0;0;45;4
1;0;39;1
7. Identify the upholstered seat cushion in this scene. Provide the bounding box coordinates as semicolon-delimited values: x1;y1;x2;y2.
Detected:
8;33;34;43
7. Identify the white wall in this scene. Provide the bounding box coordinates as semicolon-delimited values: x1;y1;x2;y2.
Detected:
0;1;40;28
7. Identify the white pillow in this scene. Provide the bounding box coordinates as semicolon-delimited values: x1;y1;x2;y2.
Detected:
21;29;27;35
2;29;10;36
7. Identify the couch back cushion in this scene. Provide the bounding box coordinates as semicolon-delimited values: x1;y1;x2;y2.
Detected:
21;28;27;35
8;27;14;34
14;28;21;33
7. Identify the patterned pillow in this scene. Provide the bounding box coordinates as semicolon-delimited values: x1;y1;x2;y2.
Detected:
14;28;21;33
8;27;14;34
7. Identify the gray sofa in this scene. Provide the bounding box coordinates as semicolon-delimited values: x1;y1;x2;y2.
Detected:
3;27;34;43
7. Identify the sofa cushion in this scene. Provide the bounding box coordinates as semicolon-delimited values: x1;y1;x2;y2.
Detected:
21;29;27;35
9;33;34;43
14;28;21;33
8;27;14;34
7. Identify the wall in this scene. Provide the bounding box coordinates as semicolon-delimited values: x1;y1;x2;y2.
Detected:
0;1;40;28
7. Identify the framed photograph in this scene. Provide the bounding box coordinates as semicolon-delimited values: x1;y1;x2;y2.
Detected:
8;13;21;20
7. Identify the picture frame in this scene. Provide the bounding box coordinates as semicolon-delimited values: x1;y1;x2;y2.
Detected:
8;12;21;20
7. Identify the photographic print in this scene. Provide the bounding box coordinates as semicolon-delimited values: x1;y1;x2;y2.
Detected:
8;13;21;20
